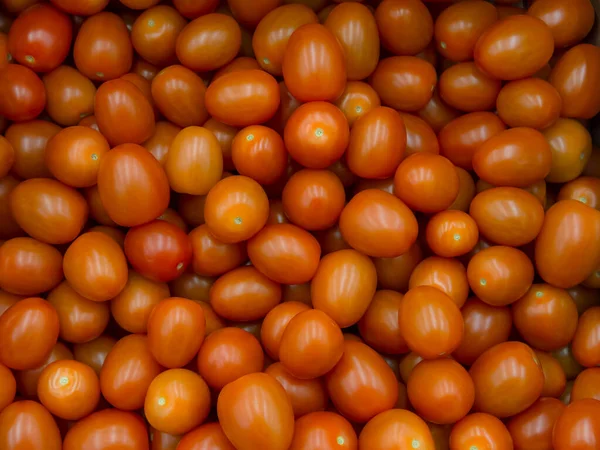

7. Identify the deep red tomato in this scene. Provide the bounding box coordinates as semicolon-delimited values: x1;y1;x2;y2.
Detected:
217;373;295;450
553;399;600;449
7;4;72;72
73;12;132;81
0;400;62;450
0;64;46;122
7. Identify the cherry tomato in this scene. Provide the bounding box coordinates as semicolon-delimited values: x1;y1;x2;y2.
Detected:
0;400;62;450
42;66;95;127
553;399;600;449
9;178;88;245
282;23;346;102
359;409;434;450
375;0;432;57
204;176;269;244
572;307;600;368
450;413;513;450
217;372;295;450
426;210;478;258
506;397;564;450
474;14;554;80
543;118;592;183
439;62;501;112
100;334;162;411
73;335;116;376
145;368;211;435
0;237;63;296
0;64;46;122
572;368;600;402
334;81;381;128
549;44;600;119
0;135;14;180
63;409;149;450
409;256;470;308
372;243;423;293
47;281;109;344
97;143;170;227
535;200;600;289
371;56;437;112
528;0;595;48
177;422;235;450
74;12;132;81
290;411;357;450
418;88;460;134
210;266;281;321
49;0;109;15
284;101;349;169
142;122;181;167
558;177;600;210
470;341;544;417
408;358;474;424
358;290;408;355
434;0;498;62
400;285;464;359
0;362;15;412
535;350;567;398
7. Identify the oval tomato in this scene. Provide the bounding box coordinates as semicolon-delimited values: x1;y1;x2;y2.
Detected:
375;0;433;56
0;400;62;450
290;411;356;450
553;399;600;449
359;409;434;450
439;62;501;112
528;0;595;48
543;118;592;183
572;307;600;368
0;64;46;122
450;413;513;450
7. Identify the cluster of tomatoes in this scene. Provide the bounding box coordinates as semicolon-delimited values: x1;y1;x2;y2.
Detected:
0;0;600;449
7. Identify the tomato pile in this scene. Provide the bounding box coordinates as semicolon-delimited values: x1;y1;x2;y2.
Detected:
0;0;599;449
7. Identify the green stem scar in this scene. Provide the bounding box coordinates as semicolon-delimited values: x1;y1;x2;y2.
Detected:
158;397;166;406
25;55;35;64
453;233;461;241
246;134;254;141
480;278;487;286
234;217;242;225
315;128;324;137
59;376;69;386
412;439;420;449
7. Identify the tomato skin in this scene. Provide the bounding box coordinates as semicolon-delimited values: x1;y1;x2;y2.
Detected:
326;340;398;423
261;302;310;360
177;422;235;450
434;0;498;62
63;232;128;302
418;88;461;133
425;210;479;258
282;24;346;102
470;341;544;418
371;56;437;112
0;237;63;296
535;351;567;398
49;0;109;15
63;409;149;450
0;362;15;412
142;122;181;167
346;107;406;179
290;411;356;450
572;368;600;402
558;177;600;211
373;243;423;293
325;3;379;81
334;81;381;128
398;112;439;156
0;135;13;179
73;335;116;376
543;118;592;183
409;256;470;308
74;12;132;81
572;307;600;368
450;413;513;450
528;0;595;48
474;15;554;80
253;4;319;76
358;290;408;355
359;409;434;450
98;143;170;227
535;200;600;289
439;62;501;113
7;4;72;72
549;44;600;119
0;297;59;370
0;400;62;450
473;127;553;188
217;372;295;450
375;0;433;57
553;399;600;450
506;397;565;450
205;70;280;127
0;64;46;122
340;189;418;258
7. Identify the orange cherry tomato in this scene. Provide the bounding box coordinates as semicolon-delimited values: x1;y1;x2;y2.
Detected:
227;0;280;28
43;66;96;126
9;178;88;245
528;0;595;48
284;101;349;169
326;340;398;423
558;176;600;210
372;242;423;293
261;301;310;360
205;69;280;127
145;368;211;436
290;411;357;450
553;399;600;449
204;175;269;244
469;187;545;247
63;409;149;450
453;297;512;366
549;44;600;119
394;153;459;213
572;307;600;368
358;290;408;355
218;372;295;450
334;81;381;128
371;56;437;112
143;121;182;166
535;200;600;289
49;0;109;15
63;231;128;302
0;362;15;412
400;285;464;359
426;210;479;258
375;0;433;56
470;341;544;418
450;413;513;450
409;256;469;308
359;409;434;449
97;143;170;227
473;127;553;188
72;335;115;377
0;400;62;450
0;64;46;122
474;14;554;80
282;24;346;102
177;422;235;450
73;12;132;81
418;88;461;133
210;265;281;321
189;224;246;277
0;297;59;370
176;13;241;72
346;106;406;179
0;237;63;296
434;0;498;62
450;168;477;213
151;66;209;128
535;350;567;398
572;368;600;402
282;169;345;231
100;334;162;411
398;112;439;156
340;189;418;258
253;4;319;76
439;62;502;112
47;281;110;344
0;136;14;179
543;118;593;183
507;397;565;449
172;0;218;18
